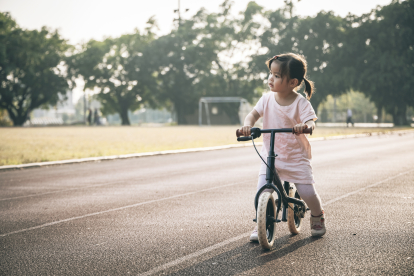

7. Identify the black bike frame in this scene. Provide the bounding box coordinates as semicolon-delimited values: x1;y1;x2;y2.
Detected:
251;128;306;222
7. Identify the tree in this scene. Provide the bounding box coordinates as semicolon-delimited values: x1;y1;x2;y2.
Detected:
250;5;351;114
0;12;69;126
66;19;157;125
212;1;267;122
144;6;230;124
146;1;266;124
292;11;353;112
347;0;414;125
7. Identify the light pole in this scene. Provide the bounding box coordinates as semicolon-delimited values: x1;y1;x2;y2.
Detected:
173;0;189;27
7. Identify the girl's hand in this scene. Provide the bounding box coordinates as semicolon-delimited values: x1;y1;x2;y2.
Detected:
294;123;308;135
240;125;252;136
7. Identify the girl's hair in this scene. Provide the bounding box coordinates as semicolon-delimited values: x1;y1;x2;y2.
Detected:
265;53;314;100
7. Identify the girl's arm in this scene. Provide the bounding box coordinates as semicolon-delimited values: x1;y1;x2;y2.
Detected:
305;119;315;130
241;109;261;136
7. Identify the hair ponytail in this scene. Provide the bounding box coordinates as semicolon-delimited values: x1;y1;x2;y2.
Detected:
303;78;314;100
266;53;315;100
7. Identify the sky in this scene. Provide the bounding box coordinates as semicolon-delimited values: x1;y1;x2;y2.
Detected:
1;0;393;45
0;0;393;102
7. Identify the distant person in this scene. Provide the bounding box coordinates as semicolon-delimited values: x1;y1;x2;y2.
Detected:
87;108;92;125
94;108;100;125
346;108;354;127
240;53;325;242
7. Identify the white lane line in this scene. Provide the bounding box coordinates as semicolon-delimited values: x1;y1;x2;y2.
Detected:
138;168;414;276
0;143;258;171
0;181;249;238
138;232;251;276
0;182;123;202
323;168;414;205
0;167;213;201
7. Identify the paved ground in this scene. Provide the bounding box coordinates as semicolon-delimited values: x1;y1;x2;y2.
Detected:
0;132;413;275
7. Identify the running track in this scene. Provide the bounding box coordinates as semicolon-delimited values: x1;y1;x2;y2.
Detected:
1;132;413;275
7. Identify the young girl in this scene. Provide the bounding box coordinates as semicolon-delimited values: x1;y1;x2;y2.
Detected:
240;53;326;241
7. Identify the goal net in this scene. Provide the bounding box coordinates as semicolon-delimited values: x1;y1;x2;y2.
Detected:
198;97;252;126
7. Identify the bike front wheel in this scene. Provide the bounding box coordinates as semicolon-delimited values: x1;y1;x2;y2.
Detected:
257;192;277;250
287;185;303;234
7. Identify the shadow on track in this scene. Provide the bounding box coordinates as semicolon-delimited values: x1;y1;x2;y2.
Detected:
166;234;322;276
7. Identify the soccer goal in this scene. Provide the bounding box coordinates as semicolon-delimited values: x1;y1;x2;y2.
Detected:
198;97;251;126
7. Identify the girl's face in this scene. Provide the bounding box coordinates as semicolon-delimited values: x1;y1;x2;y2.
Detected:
268;61;289;93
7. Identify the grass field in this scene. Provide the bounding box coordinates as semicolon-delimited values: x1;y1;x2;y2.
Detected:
0;125;412;166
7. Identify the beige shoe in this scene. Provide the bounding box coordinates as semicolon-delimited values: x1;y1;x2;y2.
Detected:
310;211;326;237
249;226;258;242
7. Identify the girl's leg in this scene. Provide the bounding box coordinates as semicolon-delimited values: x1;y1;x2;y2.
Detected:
257;174;273;194
258;179;322;215
295;183;326;236
294;184;323;216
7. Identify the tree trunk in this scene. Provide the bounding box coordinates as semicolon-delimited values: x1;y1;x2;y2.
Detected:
392;105;408;126
376;104;383;123
119;108;130;125
175;102;187;125
14;116;28;126
6;107;28;126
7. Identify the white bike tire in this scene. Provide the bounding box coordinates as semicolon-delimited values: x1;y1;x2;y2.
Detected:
257;192;277;250
287;185;302;234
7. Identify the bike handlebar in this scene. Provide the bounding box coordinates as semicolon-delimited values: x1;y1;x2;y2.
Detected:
237;136;253;141
236;127;312;140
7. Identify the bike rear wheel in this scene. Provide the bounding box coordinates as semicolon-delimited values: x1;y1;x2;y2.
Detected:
287;185;303;234
257;192;277;250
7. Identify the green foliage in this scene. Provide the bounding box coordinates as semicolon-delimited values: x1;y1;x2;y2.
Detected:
66;19;158;125
63;0;414;126
248;0;413;125
145;1;265;124
318;91;378;123
3;1;413;126
0;109;12;126
144;11;219;124
343;0;414;125
215;1;267;122
0;12;69;126
251;8;352;113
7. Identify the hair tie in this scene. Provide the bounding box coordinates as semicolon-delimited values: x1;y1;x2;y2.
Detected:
273;55;279;60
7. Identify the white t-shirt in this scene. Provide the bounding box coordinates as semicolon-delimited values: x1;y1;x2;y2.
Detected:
254;92;317;184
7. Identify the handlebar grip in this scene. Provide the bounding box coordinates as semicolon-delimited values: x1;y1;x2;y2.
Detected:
304;128;312;135
292;127;313;135
237;136;253;141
